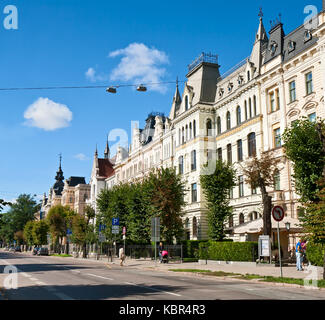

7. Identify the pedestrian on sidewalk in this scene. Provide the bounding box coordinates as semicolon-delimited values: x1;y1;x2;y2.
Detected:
301;238;308;268
158;242;164;263
119;247;126;266
295;239;303;271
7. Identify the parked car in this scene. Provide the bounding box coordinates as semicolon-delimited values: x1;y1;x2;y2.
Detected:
37;248;49;256
14;246;21;252
33;247;40;255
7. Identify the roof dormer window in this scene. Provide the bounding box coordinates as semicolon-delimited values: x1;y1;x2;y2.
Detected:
270;41;278;56
304;30;312;43
237;75;244;85
228;82;233;93
288;40;296;53
219;88;224;98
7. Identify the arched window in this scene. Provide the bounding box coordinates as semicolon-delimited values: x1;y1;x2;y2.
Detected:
247;71;250;82
206;119;212;136
193;120;196;138
248;132;256;157
244;100;248;120
249;213;253;221
253;95;257;116
239;213;245;225
178;156;184;174
185;218;190;229
185;96;189;111
236;106;241;125
182;127;185;144
191;150;197;171
253;211;258;220
189;123;192;139
229;216;234;228
226;112;231;130
192;217;198;238
274;170;281;191
249;98;252;118
217;117;221;135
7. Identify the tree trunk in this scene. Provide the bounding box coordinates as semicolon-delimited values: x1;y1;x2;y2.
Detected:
323;250;325;280
260;181;272;236
83;243;87;258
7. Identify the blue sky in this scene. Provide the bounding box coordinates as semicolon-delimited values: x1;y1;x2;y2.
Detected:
0;0;322;206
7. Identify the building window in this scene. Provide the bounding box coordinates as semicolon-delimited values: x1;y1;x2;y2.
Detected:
253;95;257;116
249;98;252;118
229;216;234;228
248;132;256;157
182;127;185;144
185;125;188;141
251;184;257;195
270;92;275;112
193;120;196;138
274;170;281;191
239;176;244;197
189;123;192;139
274;128;281;148
289;81;296;102
178;129;181;146
236;106;241;125
192;217;198;238
244;100;248;120
185;96;189;111
309;113;316;122
206;119;212;136
178;156;184;174
217;117;221;135
237;139;243;162
227;144;232;164
226;111;231;130
239;213;245;225
229;187;233;199
306;72;313;95
217;148;222;161
191;150;197;171
247;71;250;82
191;183;197;203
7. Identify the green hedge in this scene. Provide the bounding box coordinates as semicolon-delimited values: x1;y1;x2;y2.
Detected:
181;240;209;259
306;243;325;267
199;241;258;262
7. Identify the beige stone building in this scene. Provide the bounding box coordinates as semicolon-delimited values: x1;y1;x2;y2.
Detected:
89;7;325;255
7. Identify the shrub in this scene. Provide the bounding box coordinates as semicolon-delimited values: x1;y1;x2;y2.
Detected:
199;241;258;262
306;242;325;267
181;240;208;259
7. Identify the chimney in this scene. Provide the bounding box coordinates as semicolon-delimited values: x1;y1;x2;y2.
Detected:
323;0;325;11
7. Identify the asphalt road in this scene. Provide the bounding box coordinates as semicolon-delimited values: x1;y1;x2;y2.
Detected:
1;251;325;300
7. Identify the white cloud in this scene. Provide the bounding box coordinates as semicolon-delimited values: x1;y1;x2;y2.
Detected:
74;153;88;161
108;43;169;93
85;67;108;82
24;98;73;131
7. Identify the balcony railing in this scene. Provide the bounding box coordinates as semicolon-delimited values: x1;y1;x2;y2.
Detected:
188;52;218;72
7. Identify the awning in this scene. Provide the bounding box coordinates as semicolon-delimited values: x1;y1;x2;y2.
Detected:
232;217;302;234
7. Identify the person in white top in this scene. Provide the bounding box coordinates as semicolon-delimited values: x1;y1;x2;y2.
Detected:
119;247;126;266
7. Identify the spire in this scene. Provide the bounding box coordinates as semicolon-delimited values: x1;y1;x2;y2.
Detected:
95;144;98;158
104;136;110;159
255;8;268;43
55;153;64;182
174;77;182;106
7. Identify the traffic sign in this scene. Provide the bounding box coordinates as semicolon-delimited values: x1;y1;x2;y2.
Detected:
99;232;106;243
112;218;120;226
272;205;285;222
112;225;119;234
99;224;106;232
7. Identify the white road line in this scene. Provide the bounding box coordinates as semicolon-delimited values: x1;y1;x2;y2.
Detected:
86;273;114;281
124;282;182;297
36;281;46;286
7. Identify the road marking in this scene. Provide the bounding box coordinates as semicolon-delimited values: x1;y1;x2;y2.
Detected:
30;277;38;281
86;273;114;281
36;281;46;286
124;282;182;297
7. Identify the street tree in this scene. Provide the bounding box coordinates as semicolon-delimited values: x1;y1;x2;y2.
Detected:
71;214;88;258
282;118;325;203
14;230;24;245
32;220;49;246
241;152;281;236
23;221;35;247
200;160;236;241
145;167;186;244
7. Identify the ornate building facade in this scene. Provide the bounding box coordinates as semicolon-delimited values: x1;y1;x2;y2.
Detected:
88;8;325;253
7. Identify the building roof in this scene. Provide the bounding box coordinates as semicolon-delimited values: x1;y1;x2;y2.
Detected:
66;176;87;187
98;158;115;178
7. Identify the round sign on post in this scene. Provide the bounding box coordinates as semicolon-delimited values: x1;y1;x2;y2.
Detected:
272;205;285;222
122;227;126;235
